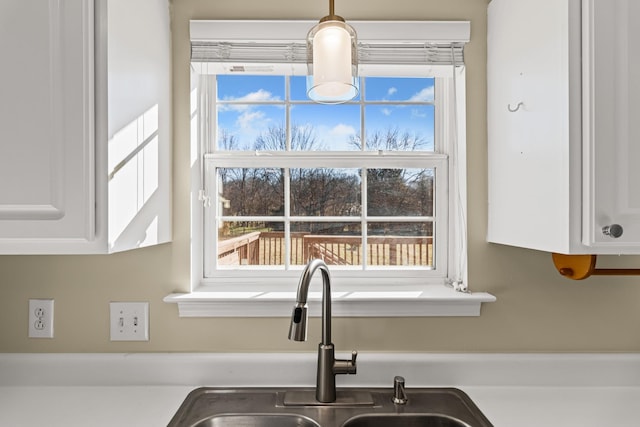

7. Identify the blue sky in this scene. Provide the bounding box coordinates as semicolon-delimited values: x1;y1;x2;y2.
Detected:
216;75;435;151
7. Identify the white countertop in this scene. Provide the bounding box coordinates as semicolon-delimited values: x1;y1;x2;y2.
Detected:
1;353;639;427
466;386;640;427
0;386;191;427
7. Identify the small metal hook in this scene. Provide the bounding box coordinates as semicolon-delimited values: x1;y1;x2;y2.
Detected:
508;102;524;112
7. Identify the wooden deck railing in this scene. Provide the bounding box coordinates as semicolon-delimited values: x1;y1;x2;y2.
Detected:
218;231;433;267
303;235;432;266
217;231;261;265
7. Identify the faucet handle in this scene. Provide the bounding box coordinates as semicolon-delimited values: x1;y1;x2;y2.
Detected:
334;350;358;376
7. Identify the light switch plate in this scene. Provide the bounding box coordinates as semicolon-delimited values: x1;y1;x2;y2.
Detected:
109;302;149;341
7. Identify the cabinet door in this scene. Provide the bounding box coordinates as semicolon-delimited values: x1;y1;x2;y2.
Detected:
582;0;640;250
0;0;95;252
487;0;582;253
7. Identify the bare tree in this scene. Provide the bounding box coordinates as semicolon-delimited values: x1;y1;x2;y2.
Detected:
291;168;360;217
349;127;429;151
254;124;321;151
218;128;248;150
220;123;432;236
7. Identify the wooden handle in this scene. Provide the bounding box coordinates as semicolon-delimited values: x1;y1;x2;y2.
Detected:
552;253;640;280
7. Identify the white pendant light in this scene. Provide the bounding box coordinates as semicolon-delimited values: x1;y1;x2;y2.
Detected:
306;0;358;104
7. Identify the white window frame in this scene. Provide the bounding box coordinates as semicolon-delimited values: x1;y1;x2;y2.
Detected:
202;76;447;285
164;20;496;317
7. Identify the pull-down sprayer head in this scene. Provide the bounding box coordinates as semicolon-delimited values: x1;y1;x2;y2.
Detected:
288;303;308;342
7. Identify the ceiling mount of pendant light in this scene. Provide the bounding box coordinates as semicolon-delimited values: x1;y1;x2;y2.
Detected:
306;0;358;104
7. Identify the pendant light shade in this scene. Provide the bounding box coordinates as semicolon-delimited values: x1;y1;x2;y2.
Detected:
307;0;358;103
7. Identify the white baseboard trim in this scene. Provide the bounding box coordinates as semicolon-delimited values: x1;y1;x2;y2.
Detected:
1;353;639;388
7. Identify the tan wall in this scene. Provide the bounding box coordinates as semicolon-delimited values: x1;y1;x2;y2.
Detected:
1;0;640;353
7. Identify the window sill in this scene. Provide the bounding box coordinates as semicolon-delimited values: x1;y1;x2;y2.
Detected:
163;286;496;317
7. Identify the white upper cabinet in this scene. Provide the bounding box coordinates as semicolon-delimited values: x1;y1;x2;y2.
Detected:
582;0;640;250
487;0;640;255
0;0;171;254
0;1;95;246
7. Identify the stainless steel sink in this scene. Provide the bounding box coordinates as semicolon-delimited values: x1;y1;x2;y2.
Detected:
342;413;472;427
192;413;321;427
167;387;493;427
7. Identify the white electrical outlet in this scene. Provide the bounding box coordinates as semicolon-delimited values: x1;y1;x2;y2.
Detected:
29;299;54;338
109;302;149;341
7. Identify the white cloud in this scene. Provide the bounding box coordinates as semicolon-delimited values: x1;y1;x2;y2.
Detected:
240;89;278;102
219;89;280;112
387;87;398;97
381;108;393;116
236;110;267;129
408;86;435;102
330;123;357;136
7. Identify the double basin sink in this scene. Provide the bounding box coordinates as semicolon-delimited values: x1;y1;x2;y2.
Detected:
168;386;493;427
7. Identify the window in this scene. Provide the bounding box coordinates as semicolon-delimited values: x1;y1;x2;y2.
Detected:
203;75;447;286
165;20;496;316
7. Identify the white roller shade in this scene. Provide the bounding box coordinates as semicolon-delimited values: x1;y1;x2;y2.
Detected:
190;20;469;77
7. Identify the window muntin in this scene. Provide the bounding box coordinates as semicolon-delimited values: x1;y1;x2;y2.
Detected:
203;74;447;282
